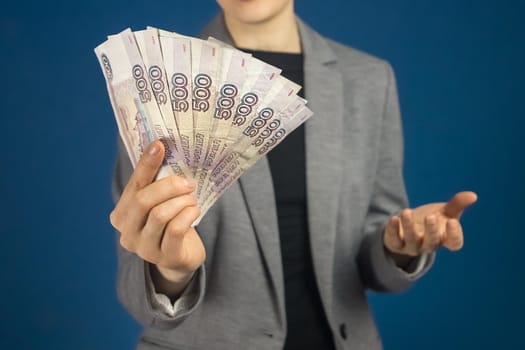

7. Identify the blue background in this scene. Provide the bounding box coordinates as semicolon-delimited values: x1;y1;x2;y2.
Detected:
1;0;523;349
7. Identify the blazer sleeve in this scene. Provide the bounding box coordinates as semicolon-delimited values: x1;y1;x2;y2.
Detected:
112;138;206;329
356;62;435;293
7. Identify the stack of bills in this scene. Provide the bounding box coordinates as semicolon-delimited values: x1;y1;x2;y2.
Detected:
95;27;312;223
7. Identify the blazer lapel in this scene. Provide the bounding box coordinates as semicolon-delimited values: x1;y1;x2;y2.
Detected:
237;159;285;327
200;15;286;326
299;18;344;312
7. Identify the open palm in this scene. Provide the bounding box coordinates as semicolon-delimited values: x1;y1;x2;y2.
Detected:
384;191;478;256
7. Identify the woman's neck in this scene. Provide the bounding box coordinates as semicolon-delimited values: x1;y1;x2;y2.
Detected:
223;6;301;53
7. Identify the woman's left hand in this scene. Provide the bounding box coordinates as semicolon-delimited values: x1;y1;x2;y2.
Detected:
384;191;478;256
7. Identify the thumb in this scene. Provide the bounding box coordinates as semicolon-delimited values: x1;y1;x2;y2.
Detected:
443;191;478;218
128;140;166;191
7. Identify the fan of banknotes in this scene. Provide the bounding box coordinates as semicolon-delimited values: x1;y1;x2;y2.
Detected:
95;27;312;224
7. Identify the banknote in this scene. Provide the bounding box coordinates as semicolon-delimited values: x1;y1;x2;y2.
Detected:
156;29;195;170
194;45;251;203
134;29;190;177
95;29;184;178
198;102;313;218
196;44;282;203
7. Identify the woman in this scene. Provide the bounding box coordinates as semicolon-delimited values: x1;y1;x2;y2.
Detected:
110;0;477;349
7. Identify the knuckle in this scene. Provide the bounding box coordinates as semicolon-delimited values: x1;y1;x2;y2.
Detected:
119;235;135;252
190;205;202;218
169;175;186;189
401;209;412;219
186;206;201;224
109;210;120;229
177;253;193;269
179;194;197;208
166;220;186;238
134;191;151;211
149;207;169;225
425;215;436;223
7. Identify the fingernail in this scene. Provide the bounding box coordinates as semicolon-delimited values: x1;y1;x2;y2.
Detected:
148;142;160;156
185;178;195;188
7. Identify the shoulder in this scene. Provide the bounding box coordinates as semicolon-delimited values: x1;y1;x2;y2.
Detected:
297;16;395;88
325;37;387;69
324;37;394;87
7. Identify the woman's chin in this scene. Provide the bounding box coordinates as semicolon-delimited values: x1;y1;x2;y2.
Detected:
219;0;293;25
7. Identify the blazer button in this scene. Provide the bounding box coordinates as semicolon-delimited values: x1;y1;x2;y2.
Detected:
339;323;347;340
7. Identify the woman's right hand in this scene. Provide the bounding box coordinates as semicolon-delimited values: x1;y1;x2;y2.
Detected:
110;140;205;297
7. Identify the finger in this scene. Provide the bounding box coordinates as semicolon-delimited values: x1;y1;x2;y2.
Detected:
111;141;167;233
421;215;442;253
118;231;137;252
442;219;464;251
443;191;478;218
138;194;198;263
384;216;404;252
161;206;202;254
118;176;196;240
134;175;196;212
124;141;165;195
401;209;422;254
125;176;194;232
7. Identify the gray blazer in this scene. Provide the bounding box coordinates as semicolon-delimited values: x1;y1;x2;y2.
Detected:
113;14;434;350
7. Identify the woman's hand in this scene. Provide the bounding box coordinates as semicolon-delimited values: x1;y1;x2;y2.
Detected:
110;141;205;297
384;191;478;257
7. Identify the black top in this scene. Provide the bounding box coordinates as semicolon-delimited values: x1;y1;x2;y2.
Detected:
242;49;336;350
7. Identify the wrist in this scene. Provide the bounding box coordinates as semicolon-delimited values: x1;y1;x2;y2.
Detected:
155;264;195;283
383;225;419;268
150;264;196;300
386;249;416;268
